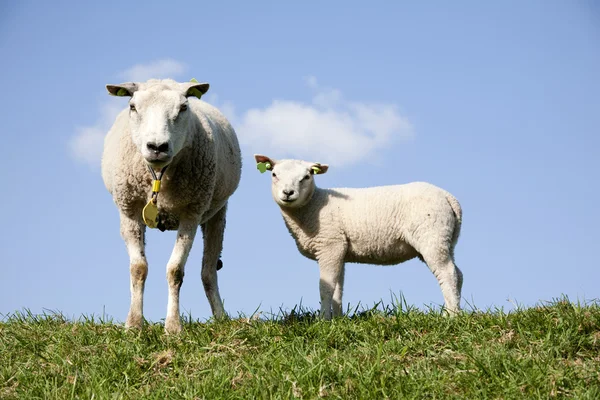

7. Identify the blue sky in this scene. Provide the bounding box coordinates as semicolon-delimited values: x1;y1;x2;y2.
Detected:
1;1;599;322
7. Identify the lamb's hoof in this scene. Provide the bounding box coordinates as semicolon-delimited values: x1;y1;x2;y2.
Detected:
216;259;223;271
165;318;182;334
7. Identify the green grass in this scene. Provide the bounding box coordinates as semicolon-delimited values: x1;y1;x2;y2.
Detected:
1;298;599;399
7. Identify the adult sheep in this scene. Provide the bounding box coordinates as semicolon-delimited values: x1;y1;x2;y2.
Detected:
102;79;241;334
254;155;463;319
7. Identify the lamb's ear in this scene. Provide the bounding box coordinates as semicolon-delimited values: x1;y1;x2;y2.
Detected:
181;80;210;99
311;163;328;175
255;154;275;173
106;83;138;97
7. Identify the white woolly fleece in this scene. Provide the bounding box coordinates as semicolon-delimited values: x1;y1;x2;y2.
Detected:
102;79;242;333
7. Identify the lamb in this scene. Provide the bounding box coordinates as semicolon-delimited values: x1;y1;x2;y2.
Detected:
101;79;242;333
254;155;463;319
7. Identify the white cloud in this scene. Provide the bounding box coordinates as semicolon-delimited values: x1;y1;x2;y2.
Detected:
69;102;124;168
71;70;413;170
118;59;187;82
235;77;413;166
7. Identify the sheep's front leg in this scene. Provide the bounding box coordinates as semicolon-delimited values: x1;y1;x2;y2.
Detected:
165;219;198;334
120;211;147;329
317;246;346;320
200;205;227;319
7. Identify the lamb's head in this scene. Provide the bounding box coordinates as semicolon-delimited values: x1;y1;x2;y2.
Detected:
106;79;209;169
255;155;329;208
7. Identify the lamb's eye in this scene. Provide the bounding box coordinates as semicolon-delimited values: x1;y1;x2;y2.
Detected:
302;174;310;181
129;103;136;111
272;173;277;178
180;103;188;112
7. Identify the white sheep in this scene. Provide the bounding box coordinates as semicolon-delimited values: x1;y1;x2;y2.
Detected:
102;79;242;333
254;155;463;319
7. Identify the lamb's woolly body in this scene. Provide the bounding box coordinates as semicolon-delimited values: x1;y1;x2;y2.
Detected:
281;183;461;266
256;156;463;319
102;79;241;333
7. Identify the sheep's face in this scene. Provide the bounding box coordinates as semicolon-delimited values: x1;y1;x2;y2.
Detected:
255;156;329;209
107;80;209;169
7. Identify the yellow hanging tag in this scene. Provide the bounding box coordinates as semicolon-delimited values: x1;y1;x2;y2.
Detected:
152;180;161;192
142;199;159;228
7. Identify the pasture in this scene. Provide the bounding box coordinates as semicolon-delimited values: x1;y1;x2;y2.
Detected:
2;298;599;399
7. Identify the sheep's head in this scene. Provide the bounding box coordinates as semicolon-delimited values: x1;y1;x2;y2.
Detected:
255;155;328;209
106;79;209;169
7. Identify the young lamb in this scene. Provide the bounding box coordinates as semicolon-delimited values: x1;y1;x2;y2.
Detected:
101;79;242;333
254;155;463;319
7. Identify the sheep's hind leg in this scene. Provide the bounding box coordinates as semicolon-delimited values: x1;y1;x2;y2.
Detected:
423;252;463;315
120;211;148;330
165;219;199;334
201;204;228;319
317;246;346;320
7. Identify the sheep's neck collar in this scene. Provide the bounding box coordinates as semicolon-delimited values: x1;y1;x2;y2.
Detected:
142;165;168;231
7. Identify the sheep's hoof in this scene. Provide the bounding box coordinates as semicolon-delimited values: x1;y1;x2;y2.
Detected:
125;313;144;330
164;318;182;334
216;259;223;271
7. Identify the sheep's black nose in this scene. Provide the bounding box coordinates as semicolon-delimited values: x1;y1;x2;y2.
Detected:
283;189;295;196
147;142;169;154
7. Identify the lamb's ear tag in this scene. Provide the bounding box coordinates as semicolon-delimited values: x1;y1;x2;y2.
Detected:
116;88;129;97
312;166;321;174
142;199;159;229
257;162;271;173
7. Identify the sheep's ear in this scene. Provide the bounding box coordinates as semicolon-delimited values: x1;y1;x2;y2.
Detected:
311;163;328;175
182;79;210;99
106;83;138;97
255;154;275;173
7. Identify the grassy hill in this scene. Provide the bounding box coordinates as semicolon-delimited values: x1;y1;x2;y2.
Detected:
1;298;599;399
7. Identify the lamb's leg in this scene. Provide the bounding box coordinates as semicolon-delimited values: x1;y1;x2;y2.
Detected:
332;265;345;318
120;212;147;329
200;204;227;319
317;247;346;320
164;219;198;334
424;253;463;315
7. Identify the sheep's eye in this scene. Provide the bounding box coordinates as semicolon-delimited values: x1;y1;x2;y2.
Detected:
129;103;136;111
272;173;277;178
180;103;188;112
302;174;310;181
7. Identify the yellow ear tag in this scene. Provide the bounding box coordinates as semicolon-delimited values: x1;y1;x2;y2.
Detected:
142;199;159;229
312;166;321;174
257;162;271;173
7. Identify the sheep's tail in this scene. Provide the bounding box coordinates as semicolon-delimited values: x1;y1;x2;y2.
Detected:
445;192;462;250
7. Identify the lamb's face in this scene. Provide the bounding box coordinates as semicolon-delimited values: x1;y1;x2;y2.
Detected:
270;160;317;208
106;80;209;169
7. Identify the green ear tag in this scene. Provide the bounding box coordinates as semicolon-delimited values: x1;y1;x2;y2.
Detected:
312;166;321;174
142;200;159;229
116;88;129;96
190;78;199;83
257;162;271;173
188;87;203;99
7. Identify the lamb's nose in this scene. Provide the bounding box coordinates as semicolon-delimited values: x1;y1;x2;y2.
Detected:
283;189;295;197
146;142;169;155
